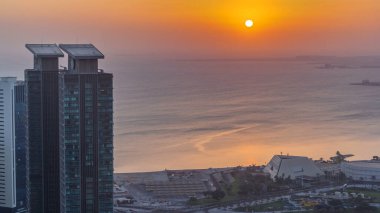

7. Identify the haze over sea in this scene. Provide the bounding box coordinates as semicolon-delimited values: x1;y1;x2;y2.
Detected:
112;59;380;172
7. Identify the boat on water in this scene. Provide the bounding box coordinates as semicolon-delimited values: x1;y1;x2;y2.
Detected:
350;80;380;86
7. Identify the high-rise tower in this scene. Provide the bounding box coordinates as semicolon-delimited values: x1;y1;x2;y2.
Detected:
25;44;64;213
0;77;17;213
59;44;113;213
14;81;27;213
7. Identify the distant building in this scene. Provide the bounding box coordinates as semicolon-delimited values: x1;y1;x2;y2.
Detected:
14;81;27;213
0;77;17;213
118;170;212;199
264;155;322;180
341;160;380;182
59;44;114;213
315;161;340;176
25;44;64;213
145;180;208;198
118;171;169;185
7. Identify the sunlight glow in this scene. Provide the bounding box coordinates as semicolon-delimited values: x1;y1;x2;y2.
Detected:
245;19;254;28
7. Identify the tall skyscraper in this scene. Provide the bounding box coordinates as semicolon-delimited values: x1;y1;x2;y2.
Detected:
14;81;27;213
0;77;17;213
25;44;64;213
59;44;113;213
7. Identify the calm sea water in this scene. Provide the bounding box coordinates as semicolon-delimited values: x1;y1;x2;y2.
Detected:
112;60;380;172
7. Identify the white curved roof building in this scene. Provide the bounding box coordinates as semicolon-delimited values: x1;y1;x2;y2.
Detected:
341;160;380;182
264;155;322;180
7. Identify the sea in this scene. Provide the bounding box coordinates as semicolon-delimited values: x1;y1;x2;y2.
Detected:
111;59;380;172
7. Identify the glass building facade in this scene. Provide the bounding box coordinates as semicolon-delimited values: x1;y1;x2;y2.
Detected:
0;77;17;213
14;81;27;213
59;44;113;213
25;44;64;213
24;44;113;213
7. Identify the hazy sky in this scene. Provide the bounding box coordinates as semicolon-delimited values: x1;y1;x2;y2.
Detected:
2;1;380;172
1;0;380;68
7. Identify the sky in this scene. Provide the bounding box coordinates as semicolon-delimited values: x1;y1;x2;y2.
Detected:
1;0;380;71
1;1;380;172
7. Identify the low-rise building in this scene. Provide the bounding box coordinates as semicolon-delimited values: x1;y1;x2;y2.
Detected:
315;161;341;176
341;160;380;182
264;155;323;180
145;180;208;198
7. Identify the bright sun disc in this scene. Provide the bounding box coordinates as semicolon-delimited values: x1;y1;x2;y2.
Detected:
245;19;254;28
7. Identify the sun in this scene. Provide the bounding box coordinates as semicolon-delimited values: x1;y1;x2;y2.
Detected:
245;19;254;28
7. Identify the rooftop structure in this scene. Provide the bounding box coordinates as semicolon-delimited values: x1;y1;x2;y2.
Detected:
264;155;323;180
59;44;104;73
59;44;104;59
343;160;380;169
25;44;64;57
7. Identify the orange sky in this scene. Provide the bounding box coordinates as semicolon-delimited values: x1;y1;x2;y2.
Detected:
1;0;380;61
1;1;380;172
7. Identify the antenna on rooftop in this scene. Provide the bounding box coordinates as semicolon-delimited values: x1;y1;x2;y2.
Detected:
40;33;45;45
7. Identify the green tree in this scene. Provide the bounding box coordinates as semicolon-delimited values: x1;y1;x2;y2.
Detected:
188;197;197;204
211;189;226;200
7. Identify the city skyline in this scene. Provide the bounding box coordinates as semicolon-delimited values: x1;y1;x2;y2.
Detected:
2;1;380;212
